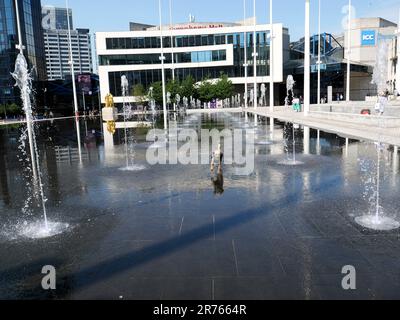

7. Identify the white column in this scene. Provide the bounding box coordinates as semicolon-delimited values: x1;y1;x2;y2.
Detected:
159;0;168;131
346;0;352;102
394;146;399;173
304;0;310;114
103;123;114;149
66;0;82;163
317;129;321;155
243;0;249;108
303;126;310;155
317;0;321;104
252;0;258;109
269;0;274;112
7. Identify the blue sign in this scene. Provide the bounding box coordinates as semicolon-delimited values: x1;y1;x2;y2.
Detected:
361;30;376;46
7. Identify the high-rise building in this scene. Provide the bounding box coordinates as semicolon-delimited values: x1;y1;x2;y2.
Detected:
0;0;47;104
41;5;73;30
42;6;93;81
43;28;93;80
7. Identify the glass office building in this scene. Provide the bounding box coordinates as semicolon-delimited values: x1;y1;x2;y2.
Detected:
96;22;288;104
0;0;46;104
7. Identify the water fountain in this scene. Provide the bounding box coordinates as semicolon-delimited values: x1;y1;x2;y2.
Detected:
285;75;295;107
355;40;400;231
119;75;145;171
7;0;69;239
276;123;302;165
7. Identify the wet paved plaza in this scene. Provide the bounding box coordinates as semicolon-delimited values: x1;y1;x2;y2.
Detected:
0;113;400;299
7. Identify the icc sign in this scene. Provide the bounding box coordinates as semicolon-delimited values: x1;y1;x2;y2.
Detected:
361;30;376;46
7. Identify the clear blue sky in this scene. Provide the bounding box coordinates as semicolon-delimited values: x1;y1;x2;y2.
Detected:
44;0;400;40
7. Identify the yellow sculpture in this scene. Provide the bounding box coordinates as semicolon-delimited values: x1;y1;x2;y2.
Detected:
104;93;116;134
107;121;116;135
105;93;114;108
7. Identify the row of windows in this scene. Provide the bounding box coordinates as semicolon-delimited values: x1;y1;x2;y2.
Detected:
107;64;269;97
99;49;227;66
105;32;271;50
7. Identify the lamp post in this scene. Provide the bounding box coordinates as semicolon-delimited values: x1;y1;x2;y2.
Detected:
243;0;249;109
159;0;168;131
304;0;310;114
66;0;82;163
317;0;321;105
252;0;258;109
346;0;352;102
169;0;175;81
269;0;274;112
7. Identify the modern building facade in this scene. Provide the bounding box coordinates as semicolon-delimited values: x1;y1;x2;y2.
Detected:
0;0;47;104
43;27;93;80
42;6;93;81
96;20;289;104
344;17;398;99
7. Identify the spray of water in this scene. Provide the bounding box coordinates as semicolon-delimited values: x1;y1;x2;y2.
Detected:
11;53;48;230
355;40;399;230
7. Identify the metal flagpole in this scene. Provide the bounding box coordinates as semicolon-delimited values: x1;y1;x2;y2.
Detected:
66;0;82;163
243;0;249;109
304;0;311;114
159;0;168;131
317;0;321;104
346;0;351;101
269;0;274;111
252;0;258;109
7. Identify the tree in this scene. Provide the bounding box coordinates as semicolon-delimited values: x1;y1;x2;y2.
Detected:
214;74;234;100
132;84;145;97
166;79;180;103
149;81;164;106
197;80;215;103
0;103;21;118
180;75;196;99
132;84;146;105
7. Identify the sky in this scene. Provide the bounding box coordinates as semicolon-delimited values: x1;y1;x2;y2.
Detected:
44;0;400;71
44;0;400;39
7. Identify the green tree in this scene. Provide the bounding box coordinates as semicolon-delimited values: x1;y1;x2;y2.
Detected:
166;79;180;103
132;84;146;105
214;74;234;100
148;82;164;106
180;75;196;99
0;103;21;117
132;84;145;97
197;80;215;103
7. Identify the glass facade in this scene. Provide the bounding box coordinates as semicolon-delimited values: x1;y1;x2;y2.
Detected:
0;0;46;104
99;49;227;66
104;31;271;96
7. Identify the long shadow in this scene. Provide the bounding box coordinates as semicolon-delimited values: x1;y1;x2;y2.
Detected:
0;174;343;298
63;174;343;292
